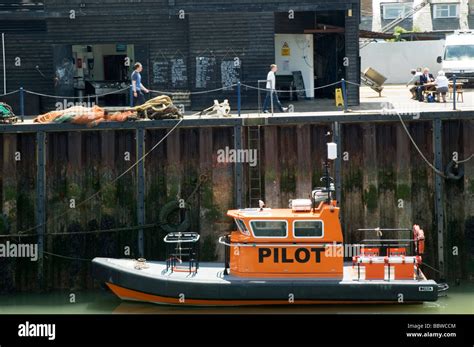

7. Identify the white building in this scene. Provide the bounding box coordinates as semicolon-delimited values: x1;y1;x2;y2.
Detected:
361;0;473;32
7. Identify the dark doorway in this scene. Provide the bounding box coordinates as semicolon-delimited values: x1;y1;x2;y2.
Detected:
314;33;345;99
103;55;127;81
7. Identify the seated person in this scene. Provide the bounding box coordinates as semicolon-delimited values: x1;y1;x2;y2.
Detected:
435;70;449;103
406;68;422;99
416;67;435;102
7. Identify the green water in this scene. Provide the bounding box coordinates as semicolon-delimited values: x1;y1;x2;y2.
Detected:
0;284;473;314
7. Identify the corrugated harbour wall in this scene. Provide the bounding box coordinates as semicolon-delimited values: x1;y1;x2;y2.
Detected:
0;119;473;292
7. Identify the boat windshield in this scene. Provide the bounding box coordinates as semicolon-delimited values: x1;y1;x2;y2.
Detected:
444;45;474;61
294;220;324;237
235;219;250;236
250;220;287;237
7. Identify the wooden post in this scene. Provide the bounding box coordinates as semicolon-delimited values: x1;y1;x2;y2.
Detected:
67;132;82;224
198;127;214;257
464;120;474;218
36;131;46;286
263;126;280;208
296;124;312;199
433;118;445;279
362;124;379;232
234;125;243;208
166;129;181;199
136;128;145;257
395;124;413;229
1;134;17;291
2;134;17;232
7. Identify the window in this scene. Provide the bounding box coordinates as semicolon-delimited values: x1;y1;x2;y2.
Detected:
444;45;474;61
434;4;459;18
235;219;250;236
250;221;287;238
382;3;412;20
294;221;324;238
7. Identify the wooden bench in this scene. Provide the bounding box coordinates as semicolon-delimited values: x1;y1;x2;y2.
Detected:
449;83;464;102
423;89;440;102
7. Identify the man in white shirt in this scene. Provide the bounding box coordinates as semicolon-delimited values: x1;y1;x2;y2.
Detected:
406;68;422;99
263;64;288;113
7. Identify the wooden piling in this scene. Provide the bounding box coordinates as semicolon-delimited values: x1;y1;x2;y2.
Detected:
296;125;312;199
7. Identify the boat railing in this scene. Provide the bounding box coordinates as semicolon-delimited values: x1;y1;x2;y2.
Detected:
164;232;200;274
358;238;417;257
218;236;340;248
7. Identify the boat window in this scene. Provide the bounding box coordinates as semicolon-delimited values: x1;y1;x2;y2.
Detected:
235;219;250;236
250;221;287;238
294;220;324;238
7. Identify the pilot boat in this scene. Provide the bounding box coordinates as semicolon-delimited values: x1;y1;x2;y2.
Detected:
92;143;445;306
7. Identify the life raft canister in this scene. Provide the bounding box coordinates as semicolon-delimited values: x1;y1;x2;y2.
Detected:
159;200;191;233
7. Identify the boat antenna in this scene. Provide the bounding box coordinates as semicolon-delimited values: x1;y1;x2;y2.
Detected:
324;131;332;204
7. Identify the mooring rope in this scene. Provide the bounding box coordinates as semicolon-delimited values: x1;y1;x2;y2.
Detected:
43;251;93;262
148;84;237;95
24;87;131;99
0;89;20;96
393;108;447;178
240;80;342;93
421;262;443;274
0;223;158;239
454;154;474;164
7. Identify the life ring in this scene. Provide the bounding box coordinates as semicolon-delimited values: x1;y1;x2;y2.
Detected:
159;200;191;233
445;160;464;180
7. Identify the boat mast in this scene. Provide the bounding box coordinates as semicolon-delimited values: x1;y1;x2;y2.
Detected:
324;131;338;204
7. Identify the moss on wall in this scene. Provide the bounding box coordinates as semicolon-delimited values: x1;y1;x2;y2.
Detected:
396;183;411;200
378;169;396;191
343;169;363;191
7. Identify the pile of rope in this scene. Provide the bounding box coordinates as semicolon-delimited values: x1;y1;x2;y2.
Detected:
34;106;137;127
33;95;182;126
0;102;18;124
199;99;231;118
134;95;182;120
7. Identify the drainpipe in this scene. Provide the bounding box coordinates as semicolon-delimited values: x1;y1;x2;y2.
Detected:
371;0;382;32
459;0;469;30
413;0;433;32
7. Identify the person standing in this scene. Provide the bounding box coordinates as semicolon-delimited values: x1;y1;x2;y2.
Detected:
131;62;149;106
262;64;288;113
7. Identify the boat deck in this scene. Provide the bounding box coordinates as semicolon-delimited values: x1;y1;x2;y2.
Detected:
97;258;429;285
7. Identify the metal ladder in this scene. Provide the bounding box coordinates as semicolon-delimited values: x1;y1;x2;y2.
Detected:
247;126;262;208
